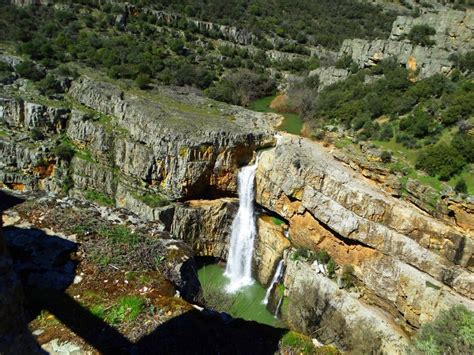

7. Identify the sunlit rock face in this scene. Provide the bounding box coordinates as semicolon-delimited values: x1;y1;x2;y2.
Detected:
255;134;474;350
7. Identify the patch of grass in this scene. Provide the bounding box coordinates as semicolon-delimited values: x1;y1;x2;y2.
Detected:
271;216;285;226
90;304;107;320
84;189;114;206
334;137;352;149
97;225;140;246
74;148;94;162
281;331;315;354
134;192;170;208
250;96;275;113
426;281;441;290
106;296;145;325
448;166;474;195
0;129;9;137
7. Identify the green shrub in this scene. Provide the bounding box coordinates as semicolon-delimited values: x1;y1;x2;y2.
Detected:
452;133;474;163
380;151;392;163
410;305;474;354
38;73;62;96
454;179;467;194
280;331;315;354
30;128;45;140
54;142;75;161
15;60;45;81
314;249;331;264
341;264;356;288
416;143;466;181
327;258;336;278
407;24;436;46
135;74;150;90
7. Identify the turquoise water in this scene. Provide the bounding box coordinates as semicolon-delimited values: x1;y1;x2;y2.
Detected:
198;264;284;328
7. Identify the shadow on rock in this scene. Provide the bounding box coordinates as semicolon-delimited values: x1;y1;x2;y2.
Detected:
1;191;287;354
136;310;287;355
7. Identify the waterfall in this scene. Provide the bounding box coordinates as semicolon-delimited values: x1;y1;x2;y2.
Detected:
224;163;258;293
274;295;284;317
263;259;284;305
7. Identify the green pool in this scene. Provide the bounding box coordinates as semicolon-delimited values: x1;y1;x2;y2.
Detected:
250;96;304;136
198;264;284;328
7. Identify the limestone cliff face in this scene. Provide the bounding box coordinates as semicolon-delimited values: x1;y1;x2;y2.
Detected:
316;7;473;88
255;134;474;347
254;215;291;287
283;255;408;353
68;77;276;200
169;199;238;259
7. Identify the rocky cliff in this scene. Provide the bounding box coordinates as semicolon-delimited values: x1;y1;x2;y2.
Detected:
254;134;474;351
315;7;473;89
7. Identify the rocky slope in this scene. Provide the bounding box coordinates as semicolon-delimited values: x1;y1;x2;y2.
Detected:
254;134;473;352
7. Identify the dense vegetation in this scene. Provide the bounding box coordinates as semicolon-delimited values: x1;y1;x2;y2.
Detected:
410;305;474;354
289;55;474;187
123;0;397;50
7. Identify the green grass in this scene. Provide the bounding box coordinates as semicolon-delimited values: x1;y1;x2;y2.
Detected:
0;129;8;137
250;96;304;135
271;216;285;226
84;189;114;206
97;225;140;246
87;296;146;325
334;137;353;149
106;296;145;325
74;148;95;162
448;166;474;195
250;96;275;113
134;192;169;208
280;331;315;354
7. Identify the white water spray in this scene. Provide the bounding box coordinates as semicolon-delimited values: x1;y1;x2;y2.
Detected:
263;259;285;305
224;163;258;293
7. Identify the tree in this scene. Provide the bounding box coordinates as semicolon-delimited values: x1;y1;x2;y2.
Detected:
380;151;392;163
135;74;150;90
15;61;45;81
407;24;436;46
452;133;474;163
454;179;467;194
416;143;466;180
410;305;474;354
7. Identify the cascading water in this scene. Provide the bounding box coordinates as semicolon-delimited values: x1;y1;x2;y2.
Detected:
263;259;285;305
224;163;258;293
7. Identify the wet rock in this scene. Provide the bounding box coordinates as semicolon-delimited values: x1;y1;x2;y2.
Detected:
254;215;290;286
170;198;238;259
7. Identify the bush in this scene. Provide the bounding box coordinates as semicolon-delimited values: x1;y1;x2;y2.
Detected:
15;60;45;81
135;74;150;90
380;151;392;163
314;249;331;264
54;142;75;161
407;24;436;46
38;74;62;96
454;179;467;194
30;128;45;140
452;133;474;163
416;143;466;180
207;69;276;106
341;265;356;288
410;305;474;354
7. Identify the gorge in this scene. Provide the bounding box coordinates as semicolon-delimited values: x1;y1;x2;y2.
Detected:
0;1;473;354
